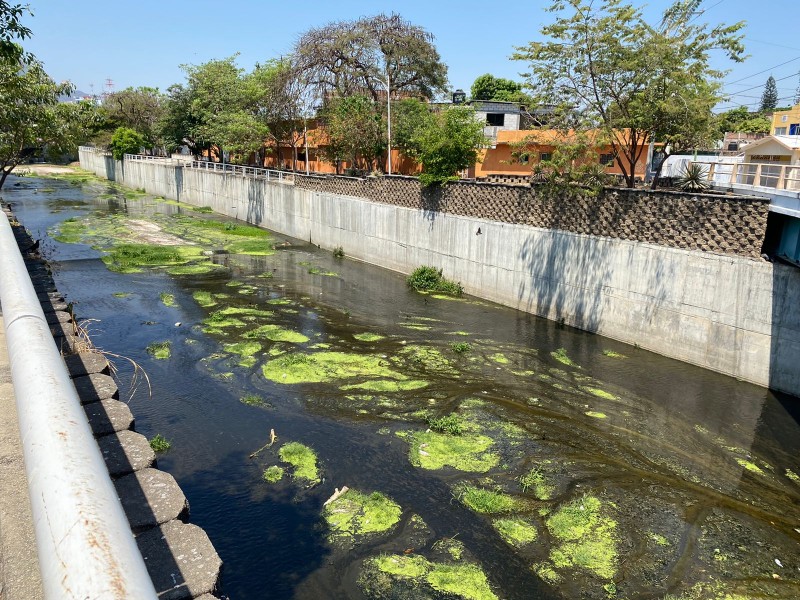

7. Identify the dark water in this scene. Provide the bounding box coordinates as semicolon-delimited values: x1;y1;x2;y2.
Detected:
3;174;799;600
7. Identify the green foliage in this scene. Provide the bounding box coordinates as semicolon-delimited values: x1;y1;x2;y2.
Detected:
519;467;554;499
240;393;268;407
0;2;31;61
760;75;778;112
322;95;385;173
159;292;176;307
0;57;74;187
455;484;519;514
715;106;771;135
323;489;402;539
109;127;146;160
332;246;344;258
450;342;472;354
149;434;172;452
279;442;320;483
406;266;463;296
104;87;165;148
513;0;745;187
470;73;531;104
104;244;182;270
676;163;711;192
426;414;463;435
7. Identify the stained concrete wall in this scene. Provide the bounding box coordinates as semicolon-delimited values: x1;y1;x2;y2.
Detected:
79;150;800;396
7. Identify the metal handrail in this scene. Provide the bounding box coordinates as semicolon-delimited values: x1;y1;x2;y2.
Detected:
0;211;158;599
184;159;296;184
693;160;800;191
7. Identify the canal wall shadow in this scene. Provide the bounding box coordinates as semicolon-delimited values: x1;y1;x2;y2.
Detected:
769;263;800;402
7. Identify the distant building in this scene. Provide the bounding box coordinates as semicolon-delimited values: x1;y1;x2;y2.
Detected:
468;100;527;141
721;132;766;154
770;103;800;136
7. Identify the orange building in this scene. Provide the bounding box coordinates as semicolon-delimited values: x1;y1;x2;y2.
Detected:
473;129;653;181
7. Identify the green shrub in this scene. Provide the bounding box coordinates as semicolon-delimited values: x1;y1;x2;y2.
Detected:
451;342;471;354
426;414;463;435
149;434;172;452
333;246;345;258
407;266;463;296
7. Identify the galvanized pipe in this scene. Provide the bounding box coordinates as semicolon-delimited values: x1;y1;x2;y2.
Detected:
0;210;158;599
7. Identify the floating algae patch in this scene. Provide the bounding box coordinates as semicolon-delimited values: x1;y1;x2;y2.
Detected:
146;341;172;360
404;430;500;472
240;393;269;407
278;442;320;484
267;298;293;305
323;489;401;542
735;458;766;476
545;495;617;580
488;353;510;364
243;324;309;344
580;386;617;401
602;349;627;359
307;266;338;276
586;411;607;419
455;484;520;514
203;311;247;329
368;556;499;600
519;466;555;500
493;517;538;547
102;244;183;273
340;379;428;392
397;345;457;375
263;351;405;385
225;341;261;359
215;306;274;318
166;262;226;275
263;465;284;483
112;292;131;298
551;348;579;368
159;292;176;307
192;291;217;307
53;217;88;243
353;332;385;342
787;468;800;484
400;323;432;331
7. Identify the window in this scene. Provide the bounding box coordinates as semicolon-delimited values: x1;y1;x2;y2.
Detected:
775;127;787;135
727;142;739;151
518;152;530;165
790;124;800;136
540;152;552;162
486;113;505;126
782;115;789;122
599;153;615;166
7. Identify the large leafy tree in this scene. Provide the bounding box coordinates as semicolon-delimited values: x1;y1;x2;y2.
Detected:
0;57;73;188
513;0;745;188
322;95;386;174
759;75;778;112
393;100;488;186
470;73;531;104
108;126;145;160
0;1;30;61
294;13;448;103
714;106;770;136
103;86;165;149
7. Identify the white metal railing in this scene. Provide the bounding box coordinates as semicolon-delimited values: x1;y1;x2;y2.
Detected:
184;159;295;184
693;160;800;191
0;211;158;599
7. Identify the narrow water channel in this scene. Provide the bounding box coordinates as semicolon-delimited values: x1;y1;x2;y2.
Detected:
3;172;799;600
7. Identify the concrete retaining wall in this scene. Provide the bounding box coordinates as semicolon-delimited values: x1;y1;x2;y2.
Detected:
79;150;800;396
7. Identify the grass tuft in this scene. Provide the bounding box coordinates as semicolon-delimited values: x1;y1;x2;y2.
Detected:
407;266;463;296
146;341;171;359
149;434;171;452
455;484;519;514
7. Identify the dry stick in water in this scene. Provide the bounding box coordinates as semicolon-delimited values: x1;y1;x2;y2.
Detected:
249;428;277;459
323;486;350;507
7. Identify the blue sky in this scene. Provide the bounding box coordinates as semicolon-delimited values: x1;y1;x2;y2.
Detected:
20;0;800;111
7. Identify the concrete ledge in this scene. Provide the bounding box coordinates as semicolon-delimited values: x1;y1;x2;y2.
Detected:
84;398;135;435
98;430;156;477
65;351;110;377
72;373;119;403
115;468;189;533
137;520;222;600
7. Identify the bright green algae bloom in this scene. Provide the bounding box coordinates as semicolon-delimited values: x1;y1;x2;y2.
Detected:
323;489;401;540
262;351;405;385
243;324;309;343
278;442;320;484
493;517;538;546
353;332;385;342
406;430;499;472
372;556;499;600
263;466;284;483
146;341;171;359
456;484;519;513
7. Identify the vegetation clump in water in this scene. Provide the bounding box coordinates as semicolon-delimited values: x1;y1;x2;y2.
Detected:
353;332;385;342
581;386;617;400
545;495;618;580
192;290;217;307
403;427;500;472
263;465;284;483
159;292;176;307
455;484;520;513
493;517;538;546
243;324;309;343
240;393;269;407
323;489;401;541
149;434;172;452
146;341;172;359
519;466;555;500
451;342;472;354
278;442;320;484
551;347;579;368
103;244;183;273
426;414;463;435
407;266;463;296
586;411;608;419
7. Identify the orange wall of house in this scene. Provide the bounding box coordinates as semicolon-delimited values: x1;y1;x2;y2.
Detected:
264;147;420;176
474;143;650;178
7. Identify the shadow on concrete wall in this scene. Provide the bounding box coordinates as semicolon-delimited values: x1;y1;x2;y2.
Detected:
769;263;800;399
246;179;265;227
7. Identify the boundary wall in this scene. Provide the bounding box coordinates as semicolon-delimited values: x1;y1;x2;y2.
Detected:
79;149;800;396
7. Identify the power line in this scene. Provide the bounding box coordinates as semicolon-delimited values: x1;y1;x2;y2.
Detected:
721;56;800;88
688;0;725;24
720;71;798;96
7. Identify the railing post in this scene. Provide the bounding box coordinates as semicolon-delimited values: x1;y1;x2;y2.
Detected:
777;165;787;190
707;162;716;181
730;162;739;185
755;163;763;187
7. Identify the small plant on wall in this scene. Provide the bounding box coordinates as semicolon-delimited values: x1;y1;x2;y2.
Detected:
675;163;711;192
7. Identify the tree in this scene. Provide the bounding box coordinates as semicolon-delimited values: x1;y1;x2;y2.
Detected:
715;106;770;136
512;0;744;188
0;1;31;61
179;56;269;164
470;74;531;104
108;127;145;160
103;87;165;150
322;95;385;174
0;57;73;189
294;13;448;103
760;75;778;112
394;102;488;186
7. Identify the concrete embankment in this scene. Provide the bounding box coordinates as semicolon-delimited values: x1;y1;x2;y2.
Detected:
0;202;221;599
79;150;800;396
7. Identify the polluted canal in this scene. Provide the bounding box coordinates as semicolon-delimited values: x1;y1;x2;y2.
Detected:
3;169;799;600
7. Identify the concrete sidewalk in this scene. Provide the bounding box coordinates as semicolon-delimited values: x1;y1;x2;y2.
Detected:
0;309;43;600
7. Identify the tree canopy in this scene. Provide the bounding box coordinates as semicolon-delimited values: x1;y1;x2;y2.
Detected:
512;0;745;187
715;106;770;136
322;94;386;174
103;86;165;148
470;74;531;104
294;13;448;103
0;1;30;61
759;75;778;112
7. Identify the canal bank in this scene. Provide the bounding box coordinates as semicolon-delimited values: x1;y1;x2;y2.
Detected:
78;149;800;396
